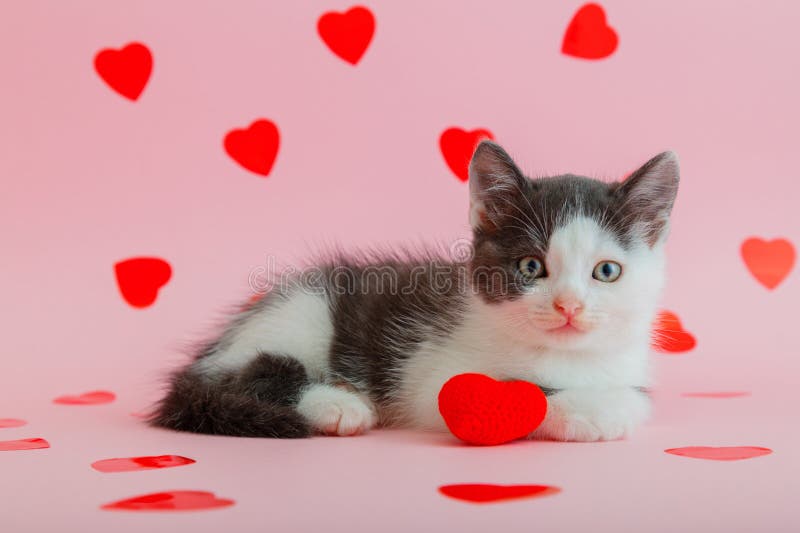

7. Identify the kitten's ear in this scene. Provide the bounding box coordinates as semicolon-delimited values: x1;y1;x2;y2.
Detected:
468;141;529;232
616;151;680;245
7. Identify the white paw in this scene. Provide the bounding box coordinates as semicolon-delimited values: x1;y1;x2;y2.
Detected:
531;387;650;442
296;384;377;436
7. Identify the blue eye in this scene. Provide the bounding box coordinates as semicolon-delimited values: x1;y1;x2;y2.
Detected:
593;261;622;282
518;257;546;279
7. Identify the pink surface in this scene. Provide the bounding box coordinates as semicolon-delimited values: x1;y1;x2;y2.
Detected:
1;1;799;531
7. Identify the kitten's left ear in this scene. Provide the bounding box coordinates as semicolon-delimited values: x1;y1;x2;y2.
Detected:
468;141;530;233
615;151;680;245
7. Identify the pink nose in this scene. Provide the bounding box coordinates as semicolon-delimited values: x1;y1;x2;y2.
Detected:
553;299;583;318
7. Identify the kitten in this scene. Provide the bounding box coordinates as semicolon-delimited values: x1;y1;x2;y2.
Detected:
150;141;679;441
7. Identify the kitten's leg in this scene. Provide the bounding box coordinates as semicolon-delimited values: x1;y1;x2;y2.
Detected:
296;383;378;436
530;387;650;442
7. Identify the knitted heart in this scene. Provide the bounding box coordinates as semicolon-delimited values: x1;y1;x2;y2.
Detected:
562;3;618;60
101;491;234;512
740;237;795;289
317;6;375;65
438;373;547;446
94;42;153;101
439;128;494;182
92;455;196;473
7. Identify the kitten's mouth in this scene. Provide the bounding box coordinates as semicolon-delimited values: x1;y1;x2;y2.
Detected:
548;322;584;335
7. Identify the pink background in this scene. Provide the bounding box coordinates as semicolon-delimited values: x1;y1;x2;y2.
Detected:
1;1;798;531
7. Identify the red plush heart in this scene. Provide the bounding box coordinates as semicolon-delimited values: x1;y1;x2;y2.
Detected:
0;418;27;428
439;128;494;182
114;257;172;308
439;484;561;504
101;491;235;512
562;3;618;60
94;42;153;101
224;119;281;177
0;438;50;451
741;237;795;289
53;390;116;405
438;373;547;446
652;310;696;353
317;6;375;65
665;446;772;461
92;455;196;473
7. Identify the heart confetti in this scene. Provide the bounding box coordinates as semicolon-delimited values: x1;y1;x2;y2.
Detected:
440;128;494;182
53;390;116;405
562;3;618;60
681;392;751;399
0;419;27;428
0;438;50;451
652;310;696;353
439;484;561;504
114;257;172;308
94;42;153;101
741;237;795;289
101;490;235;512
224;119;281;177
665;446;772;461
318;6;376;65
92;455;196;473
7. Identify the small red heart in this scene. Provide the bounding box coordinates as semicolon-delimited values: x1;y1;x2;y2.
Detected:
665;446;772;461
0;418;27;428
94;42;153;101
440;128;494;182
318;6;375;65
438;373;547;446
224;119;281;177
439;484;561;504
682;392;750;399
0;438;50;451
92;455;196;473
562;3;618;60
652;310;696;353
101;490;235;512
114;257;172;308
741;237;795;289
54;390;116;405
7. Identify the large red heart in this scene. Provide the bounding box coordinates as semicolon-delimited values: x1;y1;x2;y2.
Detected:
438;373;547;446
439;484;561;504
92;455;196;473
224;119;281;177
114;257;172;308
439;128;494;182
0;438;50;451
665;446;772;461
562;4;618;60
741;237;795;289
101;491;235;512
651;310;696;353
317;6;375;65
0;418;27;428
53;390;116;405
94;42;153;101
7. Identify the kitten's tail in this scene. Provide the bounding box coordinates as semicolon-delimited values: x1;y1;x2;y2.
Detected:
148;357;311;438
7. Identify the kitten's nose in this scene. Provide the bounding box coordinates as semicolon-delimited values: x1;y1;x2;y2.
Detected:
553;298;583;318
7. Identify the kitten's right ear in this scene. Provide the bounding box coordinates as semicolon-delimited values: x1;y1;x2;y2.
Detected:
468;141;529;232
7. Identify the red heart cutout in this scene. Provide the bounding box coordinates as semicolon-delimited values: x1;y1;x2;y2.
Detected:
562;3;618;60
114;257;172;308
741;237;795;289
92;455;196;473
54;390;116;405
439;484;561;504
652;310;696;353
101;490;235;512
440;128;495;182
94;42;153;101
665;446;772;461
0;438;50;451
0;418;27;428
438;373;547;446
224;119;281;177
318;6;375;65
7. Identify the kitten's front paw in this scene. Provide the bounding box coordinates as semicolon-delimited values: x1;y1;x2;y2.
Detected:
297;384;377;436
531;387;650;442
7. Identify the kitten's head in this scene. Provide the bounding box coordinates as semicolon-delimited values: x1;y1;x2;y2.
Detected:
467;141;679;351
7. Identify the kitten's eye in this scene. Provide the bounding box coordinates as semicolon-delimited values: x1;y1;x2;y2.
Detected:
593;261;622;282
518;256;546;279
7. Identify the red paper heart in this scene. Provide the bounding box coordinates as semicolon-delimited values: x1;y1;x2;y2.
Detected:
101;490;235;512
0;418;27;428
652;310;696;353
114;257;172;308
54;390;116;405
439;484;561;504
94;42;152;101
0;438;50;451
562;3;618;60
92;455;196;473
438;373;547;446
440;128;495;182
741;237;795;289
224;119;281;177
665;446;772;461
317;6;375;65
